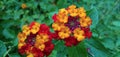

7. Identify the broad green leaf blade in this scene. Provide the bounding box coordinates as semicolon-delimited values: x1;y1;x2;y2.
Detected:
116;37;120;47
76;41;88;57
12;38;18;46
57;0;68;8
48;50;57;57
112;21;120;27
85;37;112;57
113;52;120;57
67;41;88;57
53;40;67;57
101;38;115;50
67;46;78;57
39;14;45;21
0;40;7;57
2;28;15;39
32;14;40;19
13;10;24;20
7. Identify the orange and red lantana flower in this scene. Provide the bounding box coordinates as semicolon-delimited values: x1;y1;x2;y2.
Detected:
52;5;92;47
18;22;54;57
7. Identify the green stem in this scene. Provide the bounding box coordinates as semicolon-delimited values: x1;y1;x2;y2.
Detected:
4;41;12;44
3;46;13;57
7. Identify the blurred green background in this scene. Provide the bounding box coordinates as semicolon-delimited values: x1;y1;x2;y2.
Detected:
0;0;120;57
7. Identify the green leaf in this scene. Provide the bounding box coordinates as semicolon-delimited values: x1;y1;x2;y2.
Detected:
42;11;58;25
85;37;111;57
57;0;67;8
26;16;34;23
42;18;53;26
112;21;120;27
2;28;15;39
116;37;120;47
101;38;115;50
39;2;49;12
113;52;120;57
48;11;58;19
0;40;7;57
3;10;13;19
83;0;96;4
36;14;45;23
67;41;88;57
1;20;15;28
88;7;99;29
12;38;18;46
48;50;57;57
9;53;21;57
27;2;38;9
32;14;39;19
13;10;24;20
54;40;67;57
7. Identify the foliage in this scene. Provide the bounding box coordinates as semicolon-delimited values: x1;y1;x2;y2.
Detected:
0;0;120;57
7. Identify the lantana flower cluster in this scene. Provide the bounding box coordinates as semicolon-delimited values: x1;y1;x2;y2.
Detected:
18;22;54;57
52;5;92;47
18;5;92;57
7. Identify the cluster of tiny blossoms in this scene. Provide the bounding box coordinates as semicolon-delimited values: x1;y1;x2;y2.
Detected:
52;5;92;47
18;4;92;57
18;22;54;57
